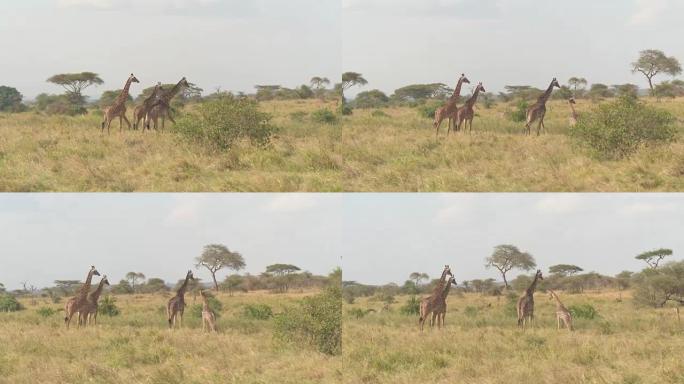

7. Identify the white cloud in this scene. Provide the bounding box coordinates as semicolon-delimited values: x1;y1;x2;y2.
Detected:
263;195;318;213
534;195;583;214
630;0;669;25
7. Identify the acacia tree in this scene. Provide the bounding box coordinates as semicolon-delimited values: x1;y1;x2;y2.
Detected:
635;248;673;269
310;77;330;90
633;261;684;307
46;72;103;110
568;77;588;94
0;86;24;112
485;244;536;288
125;272;146;292
195;244;246;291
341;72;368;99
631;50;682;94
265;264;301;292
409;272;429;286
548;264;584;277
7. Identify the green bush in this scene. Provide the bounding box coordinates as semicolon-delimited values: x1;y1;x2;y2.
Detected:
37;307;56;317
416;100;443;119
399;296;420;316
97;295;121;317
371;109;389;118
568;304;598;320
0;295;23;312
243;304;273;320
506;100;529;122
189;295;223;319
339;103;353;116
274;286;341;355
570;96;677;159
311;109;338;124
173;95;276;152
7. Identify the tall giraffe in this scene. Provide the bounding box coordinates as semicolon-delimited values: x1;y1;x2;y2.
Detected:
79;275;110;327
145;77;190;131
200;290;218;333
517;269;544;330
101;74;140;134
433;74;470;138
548;289;573;331
454;82;486;134
418;265;452;331
133;82;164;130
568;97;578;126
64;266;100;329
167;270;194;329
525;78;560;136
432;275;457;328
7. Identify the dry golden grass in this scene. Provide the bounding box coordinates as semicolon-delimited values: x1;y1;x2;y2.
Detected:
342;98;684;191
0;290;341;384
343;291;684;384
0;100;342;192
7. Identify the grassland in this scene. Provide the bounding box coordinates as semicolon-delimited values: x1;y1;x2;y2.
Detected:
344;291;684;384
0;100;342;192
0;291;341;384
342;98;684;191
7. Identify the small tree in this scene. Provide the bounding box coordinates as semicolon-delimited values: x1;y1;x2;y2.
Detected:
195;244;245;292
549;264;584;277
266;264;301;293
633;261;684;307
632;50;682;95
47;72;103;113
341;72;368;94
635;248;673;269
409;272;429;286
222;274;244;296
485;244;536;288
0;86;24;112
568;77;588;95
125;272;146;293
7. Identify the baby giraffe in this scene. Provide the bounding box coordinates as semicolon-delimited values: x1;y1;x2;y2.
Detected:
548;289;573;331
200;290;218;333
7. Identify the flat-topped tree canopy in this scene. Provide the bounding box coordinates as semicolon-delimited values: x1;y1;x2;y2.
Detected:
549;264;584;277
47;72;103;96
635;248;673;269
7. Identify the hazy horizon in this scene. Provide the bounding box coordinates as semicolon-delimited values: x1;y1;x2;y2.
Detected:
0;194;342;290
342;194;684;286
343;0;684;97
0;0;341;100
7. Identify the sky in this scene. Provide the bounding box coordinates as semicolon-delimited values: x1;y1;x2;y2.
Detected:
0;194;342;290
343;0;684;97
342;194;684;286
0;0;341;100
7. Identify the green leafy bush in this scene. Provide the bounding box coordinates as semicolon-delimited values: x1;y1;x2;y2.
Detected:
311;109;338;124
339;103;353;116
568;304;598;320
174;95;276;152
506;100;529;122
274;286;341;355
399;296;420;316
570;96;677;159
37;307;56;317
0;295;23;312
97;295;121;317
189;295;223;319
416;100;443;119
242;304;273;320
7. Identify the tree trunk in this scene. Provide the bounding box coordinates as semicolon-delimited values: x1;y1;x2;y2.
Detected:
647;76;654;95
211;272;219;292
502;273;508;288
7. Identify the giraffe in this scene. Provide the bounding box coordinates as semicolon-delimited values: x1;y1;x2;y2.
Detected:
433;74;470;138
64;266;100;329
167;270;194;329
454;82;486;134
200;290;218;333
101;74;140;135
432;275;457;328
548;289;573;331
517;269;543;330
79;275;110;327
145;77;190;131
133;82;164;130
568;97;578;127
418;265;452;331
525;78;560;136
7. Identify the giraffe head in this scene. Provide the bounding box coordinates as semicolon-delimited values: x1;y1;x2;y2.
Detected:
101;275;110;286
569;97;576;104
129;74;140;84
551;78;560;88
460;74;470;85
535;269;544;280
443;265;453;277
186;270;195;280
475;82;486;93
449;276;458;286
180;77;190;88
90;266;101;277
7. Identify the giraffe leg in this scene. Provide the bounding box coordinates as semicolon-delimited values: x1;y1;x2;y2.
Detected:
123;115;132;130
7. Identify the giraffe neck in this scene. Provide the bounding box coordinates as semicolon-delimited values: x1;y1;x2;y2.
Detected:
570;103;578;119
440;280;453;299
539;81;555;104
163;80;185;103
177;275;190;297
144;85;161;105
78;270;95;298
116;77;134;105
526;275;539;296
202;296;210;310
89;280;106;301
466;88;482;108
450;78;466;100
431;269;449;296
